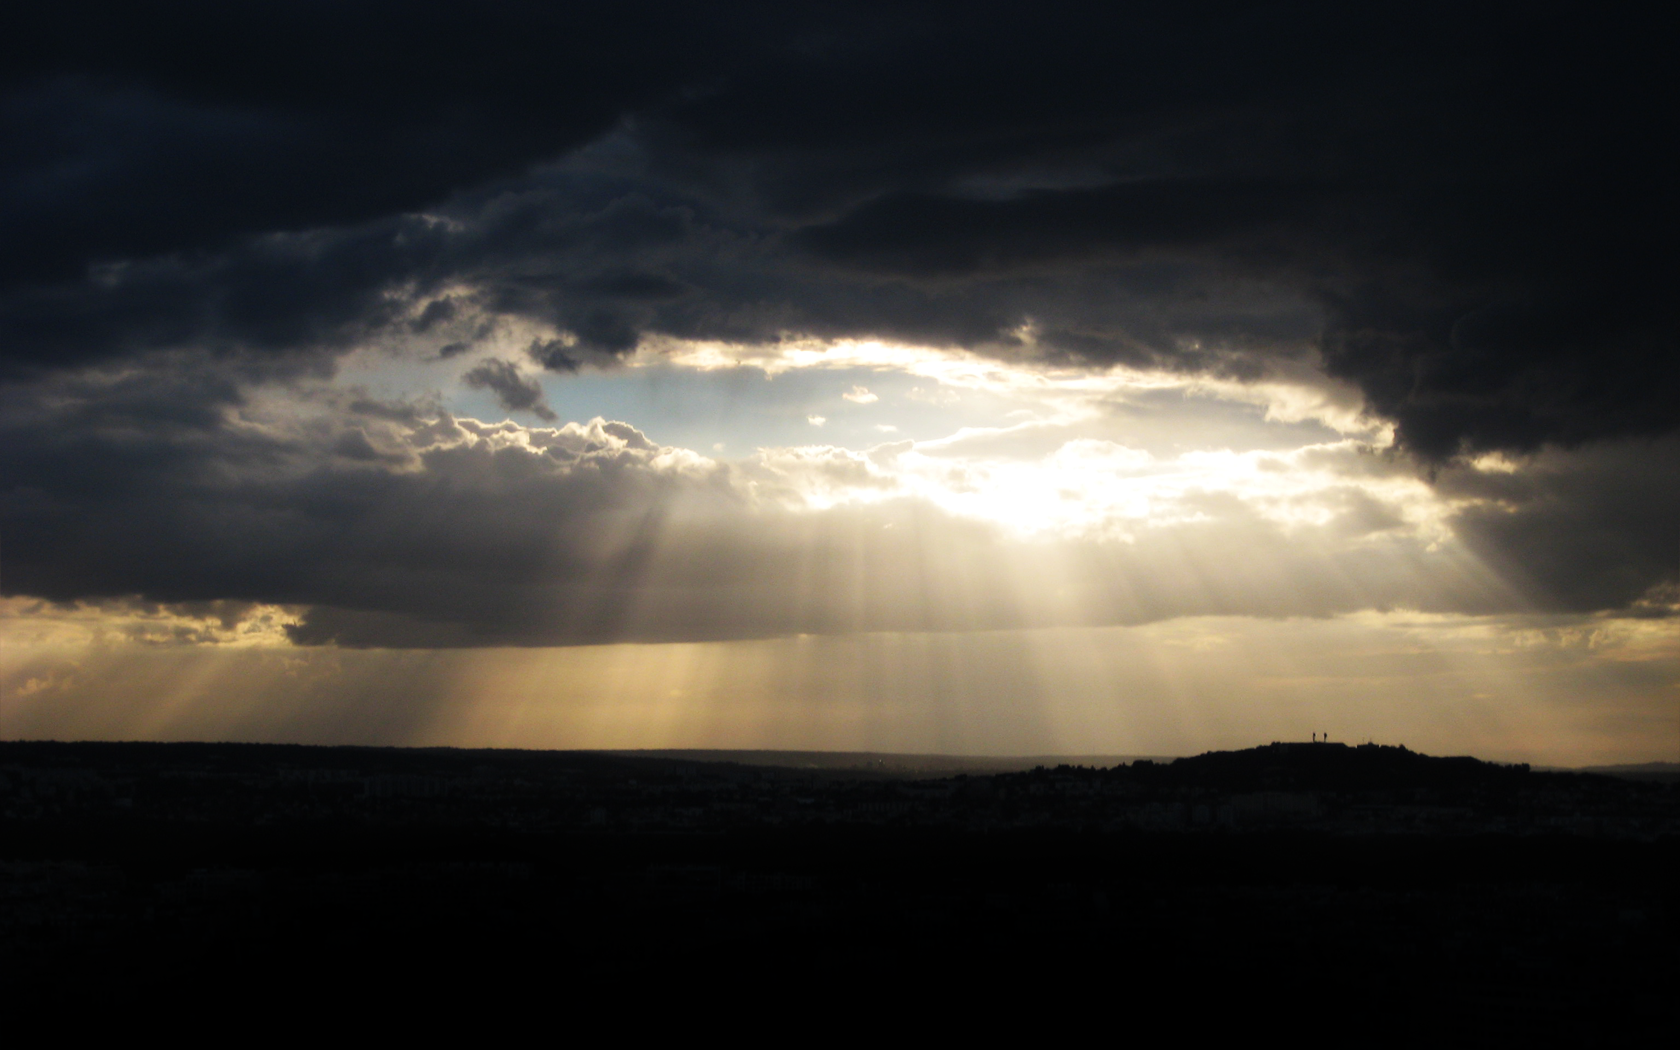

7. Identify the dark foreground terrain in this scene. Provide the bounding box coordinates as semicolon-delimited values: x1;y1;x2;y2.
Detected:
3;740;1673;1041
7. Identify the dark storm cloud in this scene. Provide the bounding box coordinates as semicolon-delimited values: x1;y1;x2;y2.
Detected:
0;1;773;287
2;1;1671;456
1437;438;1680;615
1;1;1674;636
791;181;1319;274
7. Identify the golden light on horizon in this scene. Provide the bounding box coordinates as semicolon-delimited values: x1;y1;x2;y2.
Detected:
5;594;1673;766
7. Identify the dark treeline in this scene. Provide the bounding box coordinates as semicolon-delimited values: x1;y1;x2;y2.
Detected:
2;740;1672;1041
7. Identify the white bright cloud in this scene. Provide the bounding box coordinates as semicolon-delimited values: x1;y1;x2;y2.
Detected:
637;336;1385;441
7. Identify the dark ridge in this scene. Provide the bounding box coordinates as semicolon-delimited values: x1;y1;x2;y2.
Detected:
1135;740;1534;793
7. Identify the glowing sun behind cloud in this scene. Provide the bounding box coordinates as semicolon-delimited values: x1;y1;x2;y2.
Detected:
4;335;1674;766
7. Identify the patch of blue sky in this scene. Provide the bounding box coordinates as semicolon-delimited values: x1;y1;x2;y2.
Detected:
363;343;1357;461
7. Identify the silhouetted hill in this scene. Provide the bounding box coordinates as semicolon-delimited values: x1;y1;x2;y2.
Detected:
1122;741;1535;794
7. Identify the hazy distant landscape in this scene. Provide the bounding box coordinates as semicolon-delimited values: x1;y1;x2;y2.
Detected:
606;749;1172;776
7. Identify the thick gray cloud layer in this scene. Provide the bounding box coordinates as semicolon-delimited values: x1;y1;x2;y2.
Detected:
1;2;1673;640
2;2;1672;454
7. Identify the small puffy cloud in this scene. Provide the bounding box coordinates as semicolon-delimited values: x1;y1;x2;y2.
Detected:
843;385;878;404
807;415;826;426
460;358;557;421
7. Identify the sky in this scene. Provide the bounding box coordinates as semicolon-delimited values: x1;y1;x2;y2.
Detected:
1;2;1674;765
